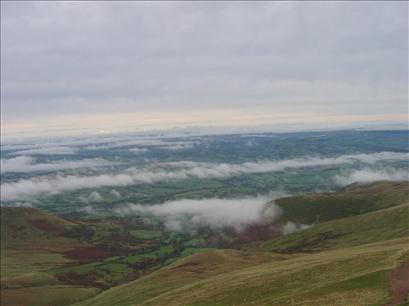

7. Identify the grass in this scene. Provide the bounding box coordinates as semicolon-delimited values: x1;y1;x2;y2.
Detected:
262;203;409;253
0;207;85;279
100;263;129;273
129;230;162;240
0;285;101;306
2;181;408;306
275;181;409;224
164;248;216;265
73;182;409;306
0;207;101;306
74;238;408;306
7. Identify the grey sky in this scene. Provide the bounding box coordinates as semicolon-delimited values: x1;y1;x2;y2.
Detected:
1;1;408;136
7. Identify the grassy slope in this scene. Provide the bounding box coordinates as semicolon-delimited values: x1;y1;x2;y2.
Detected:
0;207;100;306
275;181;409;224
75;238;409;306
2;182;408;305
1;207;83;278
74;181;409;306
262;203;409;252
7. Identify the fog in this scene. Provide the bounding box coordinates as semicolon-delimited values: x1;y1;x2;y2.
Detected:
159;152;408;178
282;222;311;235
1;156;116;173
12;146;78;155
84;139;197;150
114;196;283;232
1;152;407;201
335;167;409;185
110;189;121;198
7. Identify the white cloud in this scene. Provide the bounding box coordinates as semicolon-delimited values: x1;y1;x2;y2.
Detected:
159;143;195;151
85;139;197;150
281;221;311;235
79;205;96;214
114;196;282;231
1;156;115;173
79;191;105;204
13;202;34;208
335;167;409;185
158;152;408;178
12;146;78;155
1;152;407;201
89;191;103;202
110;189;121;198
128;148;148;154
2;2;407;124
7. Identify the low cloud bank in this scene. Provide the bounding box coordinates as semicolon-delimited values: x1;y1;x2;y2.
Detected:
128;148;149;154
1;152;407;201
13;202;34;208
85;139;197;150
160;152;408;178
114;196;282;232
335;167;409;185
1;156;115;173
12;146;78;155
158;143;195;151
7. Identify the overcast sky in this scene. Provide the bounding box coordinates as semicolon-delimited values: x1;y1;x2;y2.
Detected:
1;1;408;138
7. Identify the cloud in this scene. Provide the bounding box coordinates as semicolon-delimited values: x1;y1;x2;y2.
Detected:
1;156;115;173
12;146;78;155
159;143;195;151
335;167;409;185
1;152;407;201
79;205;96;214
158;152;408;178
78;191;104;204
110;189;121;198
281;221;311;235
128;148;148;154
13;202;34;208
89;191;103;202
1;2;407;137
114;196;282;231
85;139;197;150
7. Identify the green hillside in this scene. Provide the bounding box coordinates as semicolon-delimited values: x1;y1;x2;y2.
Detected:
73;182;409;306
1;207;84;279
74;237;408;306
2;181;408;306
275;181;409;224
263;203;409;253
0;207;100;306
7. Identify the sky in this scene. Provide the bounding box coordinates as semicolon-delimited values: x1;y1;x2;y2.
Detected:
1;1;408;139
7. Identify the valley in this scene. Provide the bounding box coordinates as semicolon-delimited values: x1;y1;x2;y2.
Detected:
1;181;408;306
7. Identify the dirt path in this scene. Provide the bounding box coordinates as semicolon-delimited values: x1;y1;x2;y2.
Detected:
386;259;409;306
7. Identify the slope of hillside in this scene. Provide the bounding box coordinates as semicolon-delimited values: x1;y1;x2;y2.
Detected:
0;207;100;306
275;181;408;224
263;203;409;253
2;181;408;306
1;207;84;278
73;182;409;306
74;237;408;306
